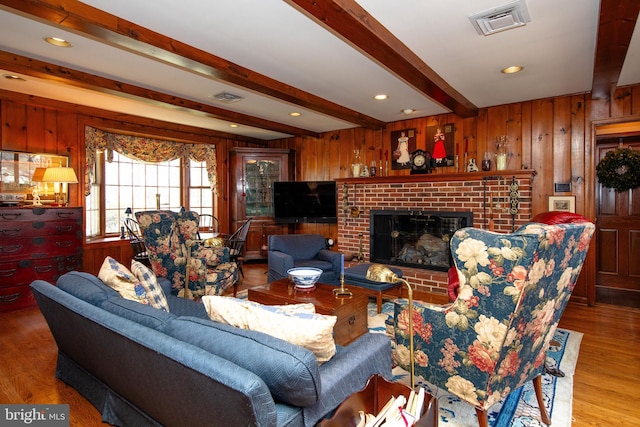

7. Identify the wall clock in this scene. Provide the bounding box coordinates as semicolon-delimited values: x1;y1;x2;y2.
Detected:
410;150;431;174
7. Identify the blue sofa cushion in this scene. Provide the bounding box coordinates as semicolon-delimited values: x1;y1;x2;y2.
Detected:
100;296;176;330
56;271;119;306
163;316;321;407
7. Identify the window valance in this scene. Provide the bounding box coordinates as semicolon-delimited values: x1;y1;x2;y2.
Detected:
84;126;218;196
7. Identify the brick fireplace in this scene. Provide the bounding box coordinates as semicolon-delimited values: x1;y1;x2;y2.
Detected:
335;171;534;296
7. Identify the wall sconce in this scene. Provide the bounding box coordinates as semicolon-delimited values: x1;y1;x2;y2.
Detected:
366;263;415;388
40;166;78;206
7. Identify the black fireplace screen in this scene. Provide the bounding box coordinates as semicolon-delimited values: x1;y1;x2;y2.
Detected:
370;210;473;272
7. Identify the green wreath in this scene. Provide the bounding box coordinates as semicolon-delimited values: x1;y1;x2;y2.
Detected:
596;147;640;192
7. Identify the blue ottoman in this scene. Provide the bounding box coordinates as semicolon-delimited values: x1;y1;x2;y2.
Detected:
344;263;404;313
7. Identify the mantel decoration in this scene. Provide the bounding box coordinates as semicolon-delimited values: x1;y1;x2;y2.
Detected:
596;147;640;192
495;135;509;170
391;128;416;170
427;123;455;167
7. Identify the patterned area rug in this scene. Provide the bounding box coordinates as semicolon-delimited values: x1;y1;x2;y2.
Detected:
368;301;582;427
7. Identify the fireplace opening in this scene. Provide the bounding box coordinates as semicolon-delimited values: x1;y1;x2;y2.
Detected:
370;210;473;272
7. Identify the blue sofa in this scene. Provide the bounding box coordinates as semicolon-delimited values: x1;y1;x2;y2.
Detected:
31;272;392;427
268;234;342;285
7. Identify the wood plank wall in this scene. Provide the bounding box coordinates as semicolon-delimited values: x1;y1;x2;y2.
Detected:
0;90;259;275
280;86;640;222
2;85;640;302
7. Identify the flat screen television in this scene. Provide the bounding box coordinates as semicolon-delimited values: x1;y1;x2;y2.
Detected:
273;181;337;224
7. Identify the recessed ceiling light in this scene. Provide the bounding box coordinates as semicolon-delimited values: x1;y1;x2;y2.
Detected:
2;74;26;81
44;37;72;47
289;112;301;117
401;109;415;115
374;94;388;100
501;65;523;74
229;124;239;128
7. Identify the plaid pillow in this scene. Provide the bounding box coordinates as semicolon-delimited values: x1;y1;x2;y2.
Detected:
131;260;170;312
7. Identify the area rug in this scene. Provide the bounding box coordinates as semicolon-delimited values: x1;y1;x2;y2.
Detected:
368;301;582;427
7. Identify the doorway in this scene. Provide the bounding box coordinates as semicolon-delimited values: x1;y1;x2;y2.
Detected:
595;133;640;308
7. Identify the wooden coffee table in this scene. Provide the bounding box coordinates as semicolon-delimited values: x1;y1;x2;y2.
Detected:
248;279;369;346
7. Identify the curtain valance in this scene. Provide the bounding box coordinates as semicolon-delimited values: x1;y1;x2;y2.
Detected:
84;126;218;196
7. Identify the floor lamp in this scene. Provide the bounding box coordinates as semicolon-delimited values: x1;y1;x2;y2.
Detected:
366;263;415;389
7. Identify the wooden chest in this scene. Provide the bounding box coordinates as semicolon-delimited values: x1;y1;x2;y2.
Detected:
248;279;369;346
0;207;83;311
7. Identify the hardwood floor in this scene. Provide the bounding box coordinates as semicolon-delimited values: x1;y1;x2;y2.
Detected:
1;262;638;426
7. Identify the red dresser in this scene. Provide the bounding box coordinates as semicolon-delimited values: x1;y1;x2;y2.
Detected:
0;207;83;311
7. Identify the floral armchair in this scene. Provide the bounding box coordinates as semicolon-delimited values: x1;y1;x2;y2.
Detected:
136;210;238;298
388;221;595;427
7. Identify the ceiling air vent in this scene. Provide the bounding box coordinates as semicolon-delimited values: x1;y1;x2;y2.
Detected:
469;0;531;36
212;91;243;103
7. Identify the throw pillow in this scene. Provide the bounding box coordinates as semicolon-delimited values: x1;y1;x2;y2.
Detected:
202;296;337;363
98;256;150;305
131;260;170;312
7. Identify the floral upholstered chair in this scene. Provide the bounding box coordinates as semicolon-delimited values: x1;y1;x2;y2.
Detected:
136;210;238;298
388;221;595;427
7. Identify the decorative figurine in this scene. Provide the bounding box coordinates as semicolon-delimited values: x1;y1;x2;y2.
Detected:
467;157;479;172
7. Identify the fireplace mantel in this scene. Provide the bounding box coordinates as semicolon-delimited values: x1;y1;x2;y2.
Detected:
334;170;535;296
335;169;536;185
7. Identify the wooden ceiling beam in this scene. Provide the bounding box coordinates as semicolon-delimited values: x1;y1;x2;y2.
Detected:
286;0;478;118
591;0;640;100
0;51;320;139
1;0;386;130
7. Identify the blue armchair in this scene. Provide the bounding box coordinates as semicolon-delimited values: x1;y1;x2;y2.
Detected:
388;221;595;427
267;234;342;285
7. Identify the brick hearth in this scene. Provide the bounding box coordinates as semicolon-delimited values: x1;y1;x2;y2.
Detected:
335;171;534;296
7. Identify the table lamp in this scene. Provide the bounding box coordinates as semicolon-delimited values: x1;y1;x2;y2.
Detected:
41;166;78;206
366;263;415;388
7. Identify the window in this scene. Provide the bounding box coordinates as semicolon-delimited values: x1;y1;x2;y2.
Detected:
84;126;219;238
188;159;214;216
86;151;197;238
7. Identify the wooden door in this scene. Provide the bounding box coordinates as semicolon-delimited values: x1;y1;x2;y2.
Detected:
595;140;640;308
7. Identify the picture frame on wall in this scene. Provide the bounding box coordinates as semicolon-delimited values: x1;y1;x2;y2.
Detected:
426;123;455;167
390;128;416;170
548;195;576;213
0;151;68;197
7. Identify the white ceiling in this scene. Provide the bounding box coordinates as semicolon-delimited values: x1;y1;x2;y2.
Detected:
0;0;638;140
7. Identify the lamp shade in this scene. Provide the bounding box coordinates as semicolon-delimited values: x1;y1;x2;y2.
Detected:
31;167;47;182
41;167;78;183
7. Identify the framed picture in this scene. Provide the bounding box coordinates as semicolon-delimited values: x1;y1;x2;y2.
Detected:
426;123;455;167
0;151;69;204
548;196;576;213
390;128;416;170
